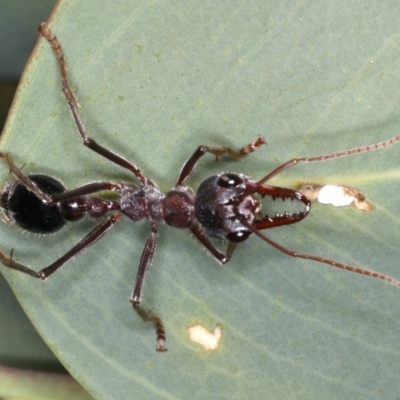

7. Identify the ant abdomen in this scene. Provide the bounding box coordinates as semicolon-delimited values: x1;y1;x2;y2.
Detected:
1;174;66;234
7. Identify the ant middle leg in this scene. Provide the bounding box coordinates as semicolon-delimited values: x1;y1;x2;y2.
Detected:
37;23;154;187
129;221;167;351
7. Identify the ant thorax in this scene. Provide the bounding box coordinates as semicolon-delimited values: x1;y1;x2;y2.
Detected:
118;182;164;222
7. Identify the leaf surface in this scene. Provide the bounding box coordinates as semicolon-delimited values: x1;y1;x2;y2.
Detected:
1;1;400;399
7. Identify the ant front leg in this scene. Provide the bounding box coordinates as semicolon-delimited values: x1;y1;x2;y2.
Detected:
130;222;167;352
38;23;154;187
190;223;237;264
176;137;265;185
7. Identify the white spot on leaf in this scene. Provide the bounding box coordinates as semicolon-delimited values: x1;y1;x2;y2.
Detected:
188;323;222;351
299;183;373;211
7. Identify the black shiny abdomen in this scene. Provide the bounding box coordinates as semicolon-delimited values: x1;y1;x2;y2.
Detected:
1;174;66;234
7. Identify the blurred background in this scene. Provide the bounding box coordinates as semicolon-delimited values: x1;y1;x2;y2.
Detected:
0;0;56;131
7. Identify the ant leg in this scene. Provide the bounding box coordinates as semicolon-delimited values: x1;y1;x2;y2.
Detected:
0;213;122;279
258;134;400;184
176;137;265;186
133;305;167;352
50;182;118;202
130;222;167;351
190;223;237;264
130;222;158;304
0;249;43;278
1;152;118;203
132;222;236;351
1;152;50;202
38;23;154;187
242;220;400;289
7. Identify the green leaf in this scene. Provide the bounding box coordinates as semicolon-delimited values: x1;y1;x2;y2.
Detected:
1;1;400;399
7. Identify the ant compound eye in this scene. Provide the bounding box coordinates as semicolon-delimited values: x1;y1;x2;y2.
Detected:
226;229;252;242
216;173;243;188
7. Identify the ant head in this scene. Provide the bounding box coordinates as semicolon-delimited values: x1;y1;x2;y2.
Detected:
195;173;260;242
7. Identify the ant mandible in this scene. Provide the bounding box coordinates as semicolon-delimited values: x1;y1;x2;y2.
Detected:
1;22;400;352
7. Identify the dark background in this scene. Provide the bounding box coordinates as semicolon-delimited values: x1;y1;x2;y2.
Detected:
0;1;56;131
